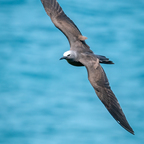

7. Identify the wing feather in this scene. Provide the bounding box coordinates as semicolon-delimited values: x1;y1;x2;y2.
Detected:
79;54;134;135
41;0;89;49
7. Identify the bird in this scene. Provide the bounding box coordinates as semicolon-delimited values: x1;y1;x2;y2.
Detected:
40;0;134;135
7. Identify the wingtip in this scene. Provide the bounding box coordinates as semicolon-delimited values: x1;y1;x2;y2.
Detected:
123;123;135;135
125;126;135;135
129;130;135;135
128;128;135;135
117;120;135;135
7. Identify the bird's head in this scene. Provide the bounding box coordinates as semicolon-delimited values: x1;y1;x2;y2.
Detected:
60;50;77;61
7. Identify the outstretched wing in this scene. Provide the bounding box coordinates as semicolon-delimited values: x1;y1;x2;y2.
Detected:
41;0;89;49
79;53;134;135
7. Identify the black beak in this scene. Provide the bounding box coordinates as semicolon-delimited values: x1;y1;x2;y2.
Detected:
60;56;67;60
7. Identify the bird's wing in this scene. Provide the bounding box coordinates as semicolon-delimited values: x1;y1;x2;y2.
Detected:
79;53;134;135
41;0;89;49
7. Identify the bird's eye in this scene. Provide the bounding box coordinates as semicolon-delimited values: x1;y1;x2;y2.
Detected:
67;54;70;56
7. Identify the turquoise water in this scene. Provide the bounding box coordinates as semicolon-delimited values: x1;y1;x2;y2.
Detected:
0;0;144;143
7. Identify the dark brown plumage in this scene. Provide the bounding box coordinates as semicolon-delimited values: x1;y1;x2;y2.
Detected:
41;0;134;135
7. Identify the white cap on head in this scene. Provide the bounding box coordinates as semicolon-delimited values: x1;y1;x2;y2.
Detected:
63;51;71;57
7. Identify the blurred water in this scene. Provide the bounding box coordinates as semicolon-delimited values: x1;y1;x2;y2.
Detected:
0;0;144;144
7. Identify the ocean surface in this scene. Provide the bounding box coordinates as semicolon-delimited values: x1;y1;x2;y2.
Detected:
0;0;144;143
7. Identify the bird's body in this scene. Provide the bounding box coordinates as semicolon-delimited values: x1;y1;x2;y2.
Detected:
41;0;134;135
62;51;114;66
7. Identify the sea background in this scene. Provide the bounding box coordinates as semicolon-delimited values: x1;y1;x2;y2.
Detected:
0;0;144;143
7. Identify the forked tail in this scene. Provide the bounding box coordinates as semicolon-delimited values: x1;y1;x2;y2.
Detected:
96;55;114;64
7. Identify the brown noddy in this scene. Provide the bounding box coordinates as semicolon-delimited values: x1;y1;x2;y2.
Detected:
41;0;134;135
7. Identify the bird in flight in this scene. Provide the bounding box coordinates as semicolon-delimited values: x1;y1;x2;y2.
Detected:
41;0;134;135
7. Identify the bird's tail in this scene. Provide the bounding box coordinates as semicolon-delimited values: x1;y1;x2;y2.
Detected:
96;55;114;64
